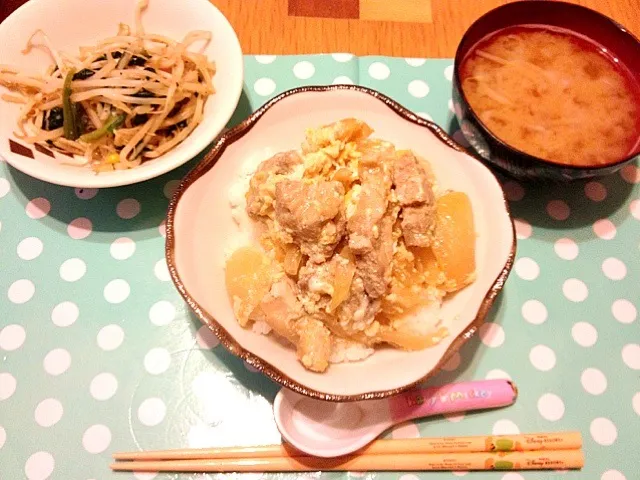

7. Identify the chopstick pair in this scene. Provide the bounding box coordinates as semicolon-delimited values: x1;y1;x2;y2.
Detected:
111;432;584;473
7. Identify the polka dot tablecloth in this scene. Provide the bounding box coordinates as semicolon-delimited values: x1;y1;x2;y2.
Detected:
1;55;639;480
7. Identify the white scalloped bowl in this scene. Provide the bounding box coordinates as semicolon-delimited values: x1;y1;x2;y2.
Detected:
166;86;516;401
0;0;243;188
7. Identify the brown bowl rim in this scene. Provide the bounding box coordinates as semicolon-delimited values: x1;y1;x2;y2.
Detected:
165;84;517;402
453;0;640;172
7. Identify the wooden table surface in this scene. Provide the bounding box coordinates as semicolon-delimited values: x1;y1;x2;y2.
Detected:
1;0;639;57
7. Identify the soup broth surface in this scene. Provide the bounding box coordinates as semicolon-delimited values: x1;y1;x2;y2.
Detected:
460;25;640;166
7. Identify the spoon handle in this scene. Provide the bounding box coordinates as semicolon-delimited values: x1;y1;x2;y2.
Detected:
388;379;517;423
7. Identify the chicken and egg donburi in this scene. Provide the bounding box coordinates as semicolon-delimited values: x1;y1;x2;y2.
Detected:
224;118;477;373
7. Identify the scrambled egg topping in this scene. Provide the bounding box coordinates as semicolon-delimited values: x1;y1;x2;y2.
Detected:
224;118;477;372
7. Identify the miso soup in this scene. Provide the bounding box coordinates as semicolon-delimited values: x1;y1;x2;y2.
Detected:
460;26;640;166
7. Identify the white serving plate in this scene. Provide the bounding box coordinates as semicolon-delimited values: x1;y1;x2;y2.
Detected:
166;86;516;401
0;0;243;188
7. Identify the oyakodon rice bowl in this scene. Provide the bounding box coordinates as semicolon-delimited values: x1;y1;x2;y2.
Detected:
166;86;516;400
225;118;478;373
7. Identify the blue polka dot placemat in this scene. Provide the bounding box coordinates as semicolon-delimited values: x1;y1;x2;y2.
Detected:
1;55;639;480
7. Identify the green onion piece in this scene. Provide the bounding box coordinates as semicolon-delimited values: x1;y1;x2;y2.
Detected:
79;114;126;143
62;69;80;140
106;114;126;133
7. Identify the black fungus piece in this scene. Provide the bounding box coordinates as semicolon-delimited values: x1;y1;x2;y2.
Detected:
129;55;148;66
72;68;95;80
131;114;148;126
131;89;157;98
96;51;122;62
164;120;188;135
168;99;189;118
144;67;156;74
42;107;64;131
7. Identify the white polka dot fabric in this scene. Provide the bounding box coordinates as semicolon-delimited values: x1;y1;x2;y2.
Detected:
0;55;638;479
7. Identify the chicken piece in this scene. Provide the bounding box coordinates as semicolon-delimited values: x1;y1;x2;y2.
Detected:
298;256;337;298
275;180;344;238
356;265;389;305
329;246;357;312
297;246;359;316
294;317;332;372
391;151;437;247
256;278;332;372
356;138;395;164
261;150;304;175
416;155;437;185
358;142;394;186
347;144;393;253
356;211;396;298
392;151;433;205
347;183;387;253
246;151;303;217
275;180;345;262
401;204;436;247
302;118;373;154
333;276;382;340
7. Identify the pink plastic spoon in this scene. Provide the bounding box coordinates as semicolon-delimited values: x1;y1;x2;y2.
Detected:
273;379;517;458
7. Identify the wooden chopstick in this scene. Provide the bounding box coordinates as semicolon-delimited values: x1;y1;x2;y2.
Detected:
111;433;584;472
111;450;585;472
113;432;583;461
